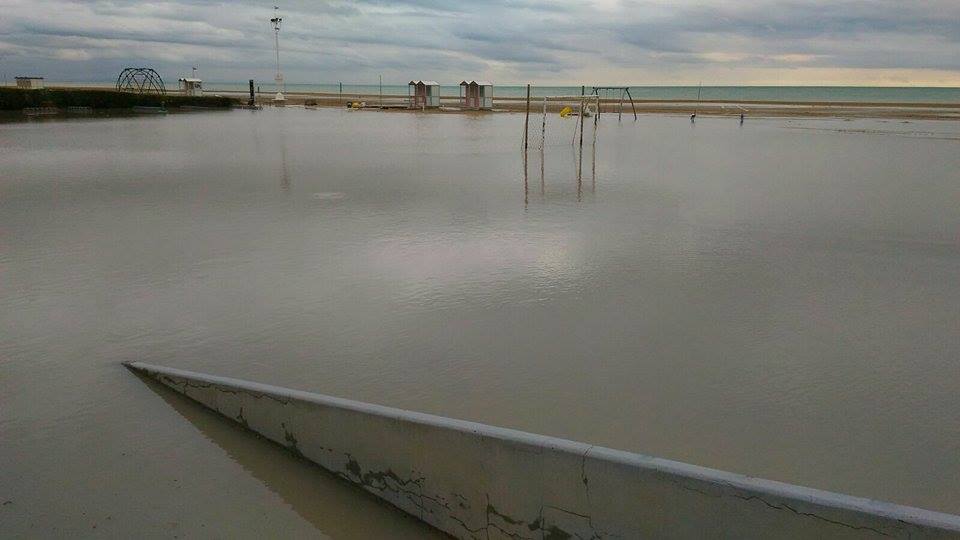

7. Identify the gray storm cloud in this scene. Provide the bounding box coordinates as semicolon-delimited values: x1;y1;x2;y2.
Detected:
0;0;957;85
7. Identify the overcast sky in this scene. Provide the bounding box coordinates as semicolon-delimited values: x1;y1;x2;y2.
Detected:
1;0;958;86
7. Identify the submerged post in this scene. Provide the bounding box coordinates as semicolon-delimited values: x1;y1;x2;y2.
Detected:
578;89;586;167
593;95;600;187
618;88;625;122
540;97;547;152
540;97;547;193
593;95;600;148
523;84;531;152
577;95;586;183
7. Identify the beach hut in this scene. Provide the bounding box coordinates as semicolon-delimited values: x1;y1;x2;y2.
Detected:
178;78;203;96
459;81;493;110
15;77;44;89
408;80;440;108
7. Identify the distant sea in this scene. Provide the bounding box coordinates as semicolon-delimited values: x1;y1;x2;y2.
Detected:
205;83;960;103
46;81;960;103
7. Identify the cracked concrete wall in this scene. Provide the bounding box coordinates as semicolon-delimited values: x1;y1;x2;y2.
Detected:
126;361;960;539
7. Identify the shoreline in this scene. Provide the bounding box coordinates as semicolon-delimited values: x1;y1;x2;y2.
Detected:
209;89;960;120
33;85;960;120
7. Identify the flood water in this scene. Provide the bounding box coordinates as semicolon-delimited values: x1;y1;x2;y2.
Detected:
1;108;959;537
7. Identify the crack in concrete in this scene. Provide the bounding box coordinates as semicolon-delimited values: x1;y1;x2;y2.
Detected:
235;407;249;429
154;374;291;406
447;513;486;539
138;366;941;539
280;422;304;458
543;505;601;539
335;451;455;524
670;477;893;537
580;446;594;499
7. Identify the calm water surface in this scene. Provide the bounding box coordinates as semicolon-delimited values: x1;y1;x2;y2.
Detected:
1;109;959;537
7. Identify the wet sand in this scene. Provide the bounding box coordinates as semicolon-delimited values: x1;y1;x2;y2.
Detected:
54;85;960;120
252;92;960;120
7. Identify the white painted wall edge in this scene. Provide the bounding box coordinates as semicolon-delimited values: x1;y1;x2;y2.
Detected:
125;361;960;539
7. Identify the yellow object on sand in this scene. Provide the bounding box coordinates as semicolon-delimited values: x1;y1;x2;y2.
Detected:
559;106;573;118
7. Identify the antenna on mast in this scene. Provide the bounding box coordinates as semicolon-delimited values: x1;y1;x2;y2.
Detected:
271;6;285;104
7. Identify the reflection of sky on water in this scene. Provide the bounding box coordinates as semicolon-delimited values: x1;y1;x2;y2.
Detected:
2;109;960;537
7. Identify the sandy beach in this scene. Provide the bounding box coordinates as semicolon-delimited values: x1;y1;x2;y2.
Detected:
226;91;960;120
52;84;960;120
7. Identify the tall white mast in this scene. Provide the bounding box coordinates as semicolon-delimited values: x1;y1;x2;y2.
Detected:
271;6;285;103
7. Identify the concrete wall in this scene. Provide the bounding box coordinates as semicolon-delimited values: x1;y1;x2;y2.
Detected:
126;361;960;539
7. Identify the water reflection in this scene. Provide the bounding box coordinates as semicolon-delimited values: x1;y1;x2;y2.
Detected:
522;150;529;207
523;142;599;204
540;145;546;197
5;109;960;530
279;130;291;191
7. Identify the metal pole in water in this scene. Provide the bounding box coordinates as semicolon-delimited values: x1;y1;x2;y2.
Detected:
523;84;531;152
593;95;599;188
618;88;625;122
578;87;585;157
540;97;547;152
541;97;547;195
578;94;585;182
595;88;601;120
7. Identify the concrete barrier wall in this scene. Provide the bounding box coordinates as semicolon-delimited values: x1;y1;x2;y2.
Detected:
126;361;960;539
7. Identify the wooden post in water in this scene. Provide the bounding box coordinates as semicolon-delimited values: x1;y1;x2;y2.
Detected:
577;93;586;181
339;82;342;105
578;88;586;163
618;88;625;122
523;143;529;206
540;97;547;152
593;96;600;145
540;97;547;193
571;109;579;146
592;95;599;187
523;84;531;152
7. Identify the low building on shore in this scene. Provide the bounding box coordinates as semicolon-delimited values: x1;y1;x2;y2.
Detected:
178;78;203;96
408;80;440;108
15;77;44;89
459;81;493;110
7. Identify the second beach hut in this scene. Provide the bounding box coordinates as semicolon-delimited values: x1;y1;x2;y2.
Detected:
408;80;440;109
178;77;203;96
459;81;493;110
